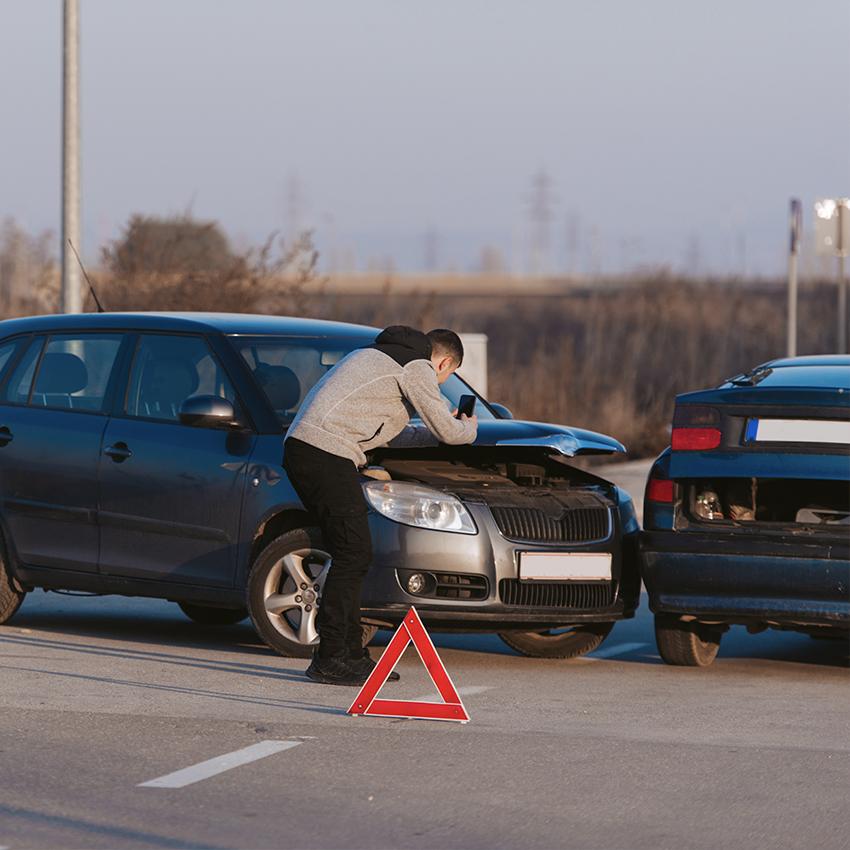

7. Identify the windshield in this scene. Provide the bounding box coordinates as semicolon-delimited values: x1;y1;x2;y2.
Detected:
231;335;495;426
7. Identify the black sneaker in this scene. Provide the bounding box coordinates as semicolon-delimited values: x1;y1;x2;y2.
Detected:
305;653;369;687
348;649;400;682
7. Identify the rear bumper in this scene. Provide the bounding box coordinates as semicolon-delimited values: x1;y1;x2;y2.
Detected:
640;529;850;627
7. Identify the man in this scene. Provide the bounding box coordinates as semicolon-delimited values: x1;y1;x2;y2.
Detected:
283;326;478;685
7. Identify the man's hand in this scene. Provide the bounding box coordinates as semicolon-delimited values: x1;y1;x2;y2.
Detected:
460;413;478;429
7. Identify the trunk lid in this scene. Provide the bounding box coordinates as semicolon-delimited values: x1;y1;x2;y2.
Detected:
668;385;850;481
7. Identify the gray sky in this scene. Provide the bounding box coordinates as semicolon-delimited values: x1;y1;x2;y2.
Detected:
2;0;848;275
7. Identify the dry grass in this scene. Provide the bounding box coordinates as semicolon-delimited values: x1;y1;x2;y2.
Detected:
297;278;835;457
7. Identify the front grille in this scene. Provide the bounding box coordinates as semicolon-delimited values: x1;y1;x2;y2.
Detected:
499;579;615;609
491;505;609;543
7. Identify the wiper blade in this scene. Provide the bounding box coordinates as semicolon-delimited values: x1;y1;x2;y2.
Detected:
728;366;773;386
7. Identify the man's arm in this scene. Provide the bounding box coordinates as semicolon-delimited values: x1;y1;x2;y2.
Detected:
398;361;477;445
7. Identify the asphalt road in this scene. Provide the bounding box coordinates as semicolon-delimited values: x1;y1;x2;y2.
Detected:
0;459;847;850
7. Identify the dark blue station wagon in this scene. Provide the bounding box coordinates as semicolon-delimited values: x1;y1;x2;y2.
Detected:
0;313;640;659
641;355;850;666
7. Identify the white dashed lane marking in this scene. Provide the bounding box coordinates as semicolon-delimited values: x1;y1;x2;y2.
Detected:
138;740;302;789
586;641;648;659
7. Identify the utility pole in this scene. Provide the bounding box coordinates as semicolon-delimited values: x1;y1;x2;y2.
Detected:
787;199;801;357
61;0;82;313
838;201;847;354
528;171;555;277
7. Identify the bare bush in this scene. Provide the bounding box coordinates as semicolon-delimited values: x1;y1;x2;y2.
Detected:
93;227;322;315
102;214;239;277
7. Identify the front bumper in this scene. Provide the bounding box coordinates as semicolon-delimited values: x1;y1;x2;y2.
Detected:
360;499;640;630
640;528;850;628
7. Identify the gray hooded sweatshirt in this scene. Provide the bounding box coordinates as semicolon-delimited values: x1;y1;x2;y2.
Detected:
286;326;477;467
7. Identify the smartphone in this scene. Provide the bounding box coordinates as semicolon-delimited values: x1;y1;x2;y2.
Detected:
456;394;476;419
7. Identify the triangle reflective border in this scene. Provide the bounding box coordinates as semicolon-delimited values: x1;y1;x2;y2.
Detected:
347;606;470;723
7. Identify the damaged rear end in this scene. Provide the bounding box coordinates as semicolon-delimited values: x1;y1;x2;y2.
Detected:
641;357;850;659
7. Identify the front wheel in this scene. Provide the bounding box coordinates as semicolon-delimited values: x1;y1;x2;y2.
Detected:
655;615;721;666
498;623;614;658
247;527;377;658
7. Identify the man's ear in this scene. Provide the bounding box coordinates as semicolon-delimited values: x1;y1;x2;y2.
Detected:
437;355;454;376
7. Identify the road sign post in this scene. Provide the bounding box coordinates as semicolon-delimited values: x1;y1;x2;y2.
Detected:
815;198;850;354
787;199;802;357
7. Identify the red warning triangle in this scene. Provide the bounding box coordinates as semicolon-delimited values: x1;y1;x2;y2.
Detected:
347;606;470;723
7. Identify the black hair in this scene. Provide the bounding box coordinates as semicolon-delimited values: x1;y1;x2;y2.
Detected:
427;328;464;367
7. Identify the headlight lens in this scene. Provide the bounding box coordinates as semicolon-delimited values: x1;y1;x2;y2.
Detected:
694;489;724;520
363;480;477;534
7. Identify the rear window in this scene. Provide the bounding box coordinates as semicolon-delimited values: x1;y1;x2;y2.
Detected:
724;366;850;390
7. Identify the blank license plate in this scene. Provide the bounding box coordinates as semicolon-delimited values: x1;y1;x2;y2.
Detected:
746;418;850;445
519;552;612;581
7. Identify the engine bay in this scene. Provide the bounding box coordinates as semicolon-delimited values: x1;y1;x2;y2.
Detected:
366;447;617;512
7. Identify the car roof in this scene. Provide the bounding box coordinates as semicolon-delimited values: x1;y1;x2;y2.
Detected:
0;312;380;339
762;354;850;368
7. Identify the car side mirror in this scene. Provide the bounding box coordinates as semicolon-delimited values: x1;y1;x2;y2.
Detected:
489;403;514;420
178;395;240;429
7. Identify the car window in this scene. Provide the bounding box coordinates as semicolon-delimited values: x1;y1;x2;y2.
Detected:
726;365;850;390
125;334;238;423
438;374;496;420
26;334;122;412
0;340;19;378
233;335;495;425
2;337;44;404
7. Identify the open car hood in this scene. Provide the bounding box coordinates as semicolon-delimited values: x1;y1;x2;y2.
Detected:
472;419;625;457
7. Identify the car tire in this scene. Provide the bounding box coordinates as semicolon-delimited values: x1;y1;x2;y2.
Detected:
0;535;25;625
177;602;248;626
247;527;377;658
498;623;614;659
654;615;721;667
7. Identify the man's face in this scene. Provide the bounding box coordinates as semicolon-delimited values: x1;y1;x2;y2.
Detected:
431;353;457;385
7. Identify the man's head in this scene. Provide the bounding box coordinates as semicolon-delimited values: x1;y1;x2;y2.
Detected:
427;328;464;384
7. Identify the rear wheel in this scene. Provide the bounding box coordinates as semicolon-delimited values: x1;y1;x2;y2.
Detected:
0;536;25;625
247;527;377;658
498;623;614;659
655;615;721;666
177;602;248;626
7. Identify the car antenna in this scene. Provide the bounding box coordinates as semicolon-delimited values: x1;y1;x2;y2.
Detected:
67;239;106;313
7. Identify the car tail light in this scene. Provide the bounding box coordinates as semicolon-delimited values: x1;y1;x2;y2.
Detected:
646;477;675;504
671;427;722;450
671;405;721;451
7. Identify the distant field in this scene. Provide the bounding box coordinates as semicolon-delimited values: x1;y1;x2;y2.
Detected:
296;277;834;458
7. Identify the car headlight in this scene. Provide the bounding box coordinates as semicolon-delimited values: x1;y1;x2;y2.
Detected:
363;480;477;534
694;489;724;520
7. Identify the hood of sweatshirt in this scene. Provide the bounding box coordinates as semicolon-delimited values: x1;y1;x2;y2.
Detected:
370;325;432;366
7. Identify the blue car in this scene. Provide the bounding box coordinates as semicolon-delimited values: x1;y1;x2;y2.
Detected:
640;355;850;666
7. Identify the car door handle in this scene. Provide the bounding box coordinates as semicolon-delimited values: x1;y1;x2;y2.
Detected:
0;426;13;446
104;442;132;462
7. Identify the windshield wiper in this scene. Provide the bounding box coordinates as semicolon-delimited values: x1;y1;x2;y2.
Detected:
728;366;773;386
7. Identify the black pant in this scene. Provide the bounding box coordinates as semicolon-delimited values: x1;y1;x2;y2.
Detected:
283;438;373;659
